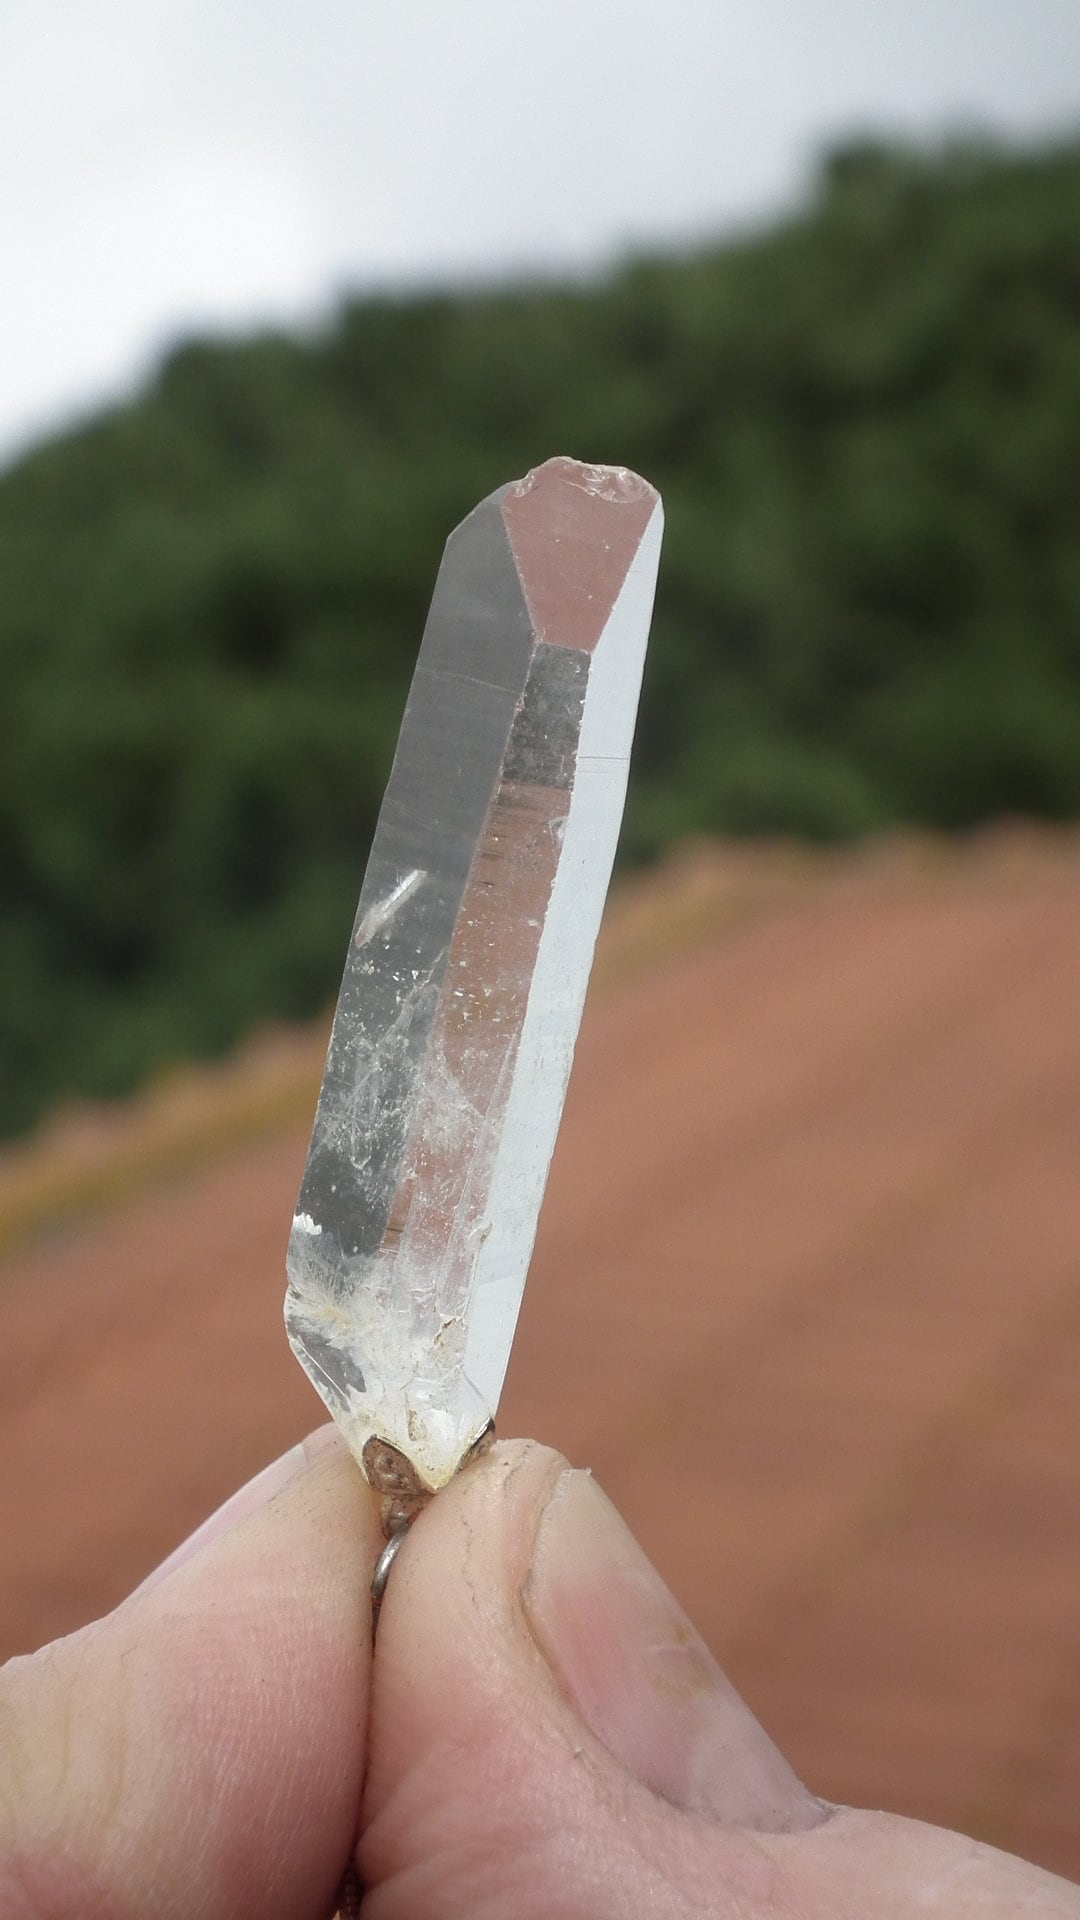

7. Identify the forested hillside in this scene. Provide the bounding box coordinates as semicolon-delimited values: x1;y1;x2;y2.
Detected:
3;136;1079;1135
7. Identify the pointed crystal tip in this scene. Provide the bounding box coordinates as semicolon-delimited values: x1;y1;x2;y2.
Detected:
501;457;661;656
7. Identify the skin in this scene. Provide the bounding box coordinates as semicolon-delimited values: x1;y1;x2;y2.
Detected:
1;1427;1076;1920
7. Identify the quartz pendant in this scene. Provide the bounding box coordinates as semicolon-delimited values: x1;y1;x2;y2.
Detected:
285;458;663;1494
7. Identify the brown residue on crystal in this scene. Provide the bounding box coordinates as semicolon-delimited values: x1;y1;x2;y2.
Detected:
362;1433;431;1532
362;1422;498;1535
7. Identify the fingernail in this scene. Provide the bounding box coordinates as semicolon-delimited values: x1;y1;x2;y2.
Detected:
523;1469;822;1831
135;1424;346;1595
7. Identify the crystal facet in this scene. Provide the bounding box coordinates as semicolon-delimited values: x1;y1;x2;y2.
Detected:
285;458;663;1491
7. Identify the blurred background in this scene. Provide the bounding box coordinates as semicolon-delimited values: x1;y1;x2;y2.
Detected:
2;0;1080;1881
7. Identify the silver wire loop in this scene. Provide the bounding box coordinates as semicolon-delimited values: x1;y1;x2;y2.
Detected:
370;1522;410;1636
332;1860;363;1918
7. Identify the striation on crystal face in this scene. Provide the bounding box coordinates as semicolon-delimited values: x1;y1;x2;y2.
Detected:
285;457;663;1494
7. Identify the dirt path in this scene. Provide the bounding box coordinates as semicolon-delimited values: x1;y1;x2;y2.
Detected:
3;832;1080;1877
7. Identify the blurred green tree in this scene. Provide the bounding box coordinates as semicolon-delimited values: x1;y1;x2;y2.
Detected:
2;134;1079;1134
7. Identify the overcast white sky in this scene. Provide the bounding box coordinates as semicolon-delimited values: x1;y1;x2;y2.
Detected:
3;0;1080;469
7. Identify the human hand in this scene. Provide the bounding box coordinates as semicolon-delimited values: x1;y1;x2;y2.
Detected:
2;1430;1077;1918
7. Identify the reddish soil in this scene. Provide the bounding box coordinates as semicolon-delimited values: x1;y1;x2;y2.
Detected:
2;831;1080;1879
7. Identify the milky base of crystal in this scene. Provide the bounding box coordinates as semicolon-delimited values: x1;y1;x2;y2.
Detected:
287;1212;492;1488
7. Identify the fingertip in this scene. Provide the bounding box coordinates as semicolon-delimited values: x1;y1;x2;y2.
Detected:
2;1426;381;1920
360;1437;586;1907
133;1419;357;1599
361;1437;821;1916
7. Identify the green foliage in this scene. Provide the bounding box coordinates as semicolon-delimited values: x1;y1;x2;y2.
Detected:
3;134;1080;1134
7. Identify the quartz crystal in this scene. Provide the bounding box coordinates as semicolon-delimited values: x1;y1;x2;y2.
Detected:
285;457;663;1492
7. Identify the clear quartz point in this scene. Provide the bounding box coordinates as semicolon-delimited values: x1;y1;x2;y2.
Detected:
285;457;663;1491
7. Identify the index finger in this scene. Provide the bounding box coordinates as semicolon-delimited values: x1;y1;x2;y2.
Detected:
0;1425;377;1920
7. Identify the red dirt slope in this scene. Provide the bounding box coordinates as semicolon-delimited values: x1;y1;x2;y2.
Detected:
1;831;1079;1878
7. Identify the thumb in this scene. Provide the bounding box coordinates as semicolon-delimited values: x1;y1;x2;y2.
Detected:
0;1423;380;1920
360;1440;826;1919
